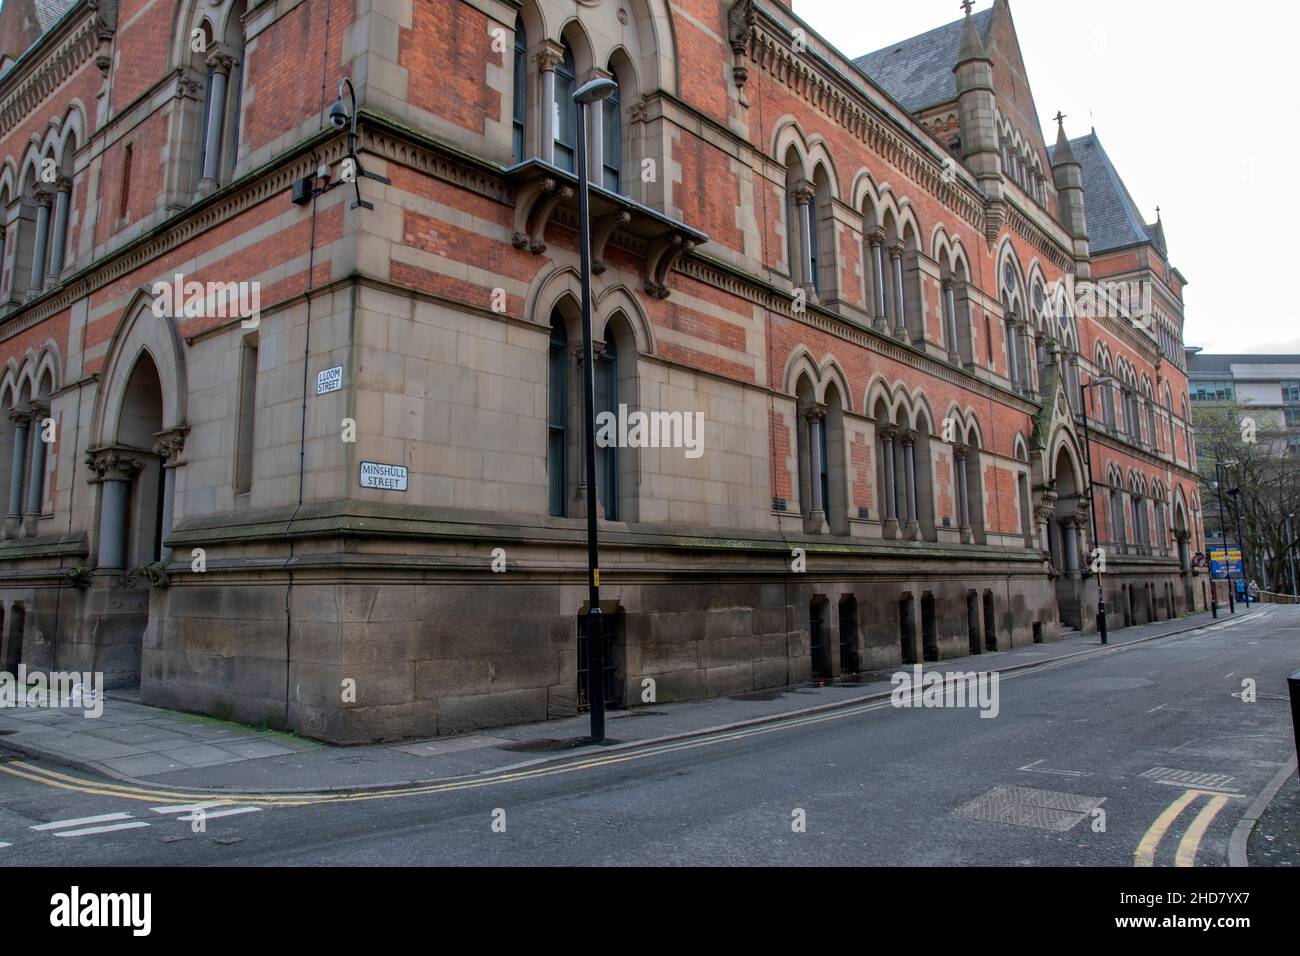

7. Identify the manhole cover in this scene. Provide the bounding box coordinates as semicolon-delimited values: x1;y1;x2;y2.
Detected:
955;786;1106;832
1140;767;1235;789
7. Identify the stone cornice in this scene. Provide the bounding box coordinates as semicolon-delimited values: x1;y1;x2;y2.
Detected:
1005;203;1073;273
0;3;109;141
0;126;349;345
678;252;1037;415
746;22;986;234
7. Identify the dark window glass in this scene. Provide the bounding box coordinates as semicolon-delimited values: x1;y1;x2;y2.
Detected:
601;77;620;192
554;44;576;172
596;334;618;520
513;18;527;163
548;314;567;517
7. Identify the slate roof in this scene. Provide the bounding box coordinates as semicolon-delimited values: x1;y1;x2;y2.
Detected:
33;0;77;32
1048;132;1164;256
852;10;993;114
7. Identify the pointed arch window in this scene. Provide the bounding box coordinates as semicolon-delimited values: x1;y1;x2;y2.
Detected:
553;43;577;173
595;336;618;520
547;314;568;517
512;16;528;163
601;73;621;192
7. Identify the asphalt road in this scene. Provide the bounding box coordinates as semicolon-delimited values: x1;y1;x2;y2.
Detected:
2;606;1297;867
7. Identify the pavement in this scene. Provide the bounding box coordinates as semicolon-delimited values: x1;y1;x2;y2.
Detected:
0;605;1270;794
0;603;1295;866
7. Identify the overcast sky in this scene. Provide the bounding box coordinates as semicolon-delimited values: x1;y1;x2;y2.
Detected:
795;0;1297;356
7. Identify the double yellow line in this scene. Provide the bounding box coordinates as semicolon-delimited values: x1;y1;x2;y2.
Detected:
1134;789;1233;867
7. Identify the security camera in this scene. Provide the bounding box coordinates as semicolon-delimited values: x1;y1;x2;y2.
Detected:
327;97;349;130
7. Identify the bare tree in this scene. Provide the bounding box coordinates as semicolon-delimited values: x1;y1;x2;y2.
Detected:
1193;399;1300;592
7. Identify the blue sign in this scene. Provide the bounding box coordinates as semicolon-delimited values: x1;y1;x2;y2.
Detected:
1209;548;1244;579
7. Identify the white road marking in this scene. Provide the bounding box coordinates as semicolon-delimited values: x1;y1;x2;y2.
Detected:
53;822;152;837
150;801;229;815
32;812;132;831
0;842;11;848
1018;759;1087;777
179;806;262;822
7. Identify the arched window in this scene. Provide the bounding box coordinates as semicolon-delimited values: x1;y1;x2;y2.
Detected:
783;150;817;296
796;376;825;534
547;312;567;517
595;334;618;520
601;64;621;192
553;42;577;172
195;3;248;194
512;16;528;163
1109;476;1125;547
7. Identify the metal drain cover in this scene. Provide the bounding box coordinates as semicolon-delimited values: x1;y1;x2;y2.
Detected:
955;786;1106;832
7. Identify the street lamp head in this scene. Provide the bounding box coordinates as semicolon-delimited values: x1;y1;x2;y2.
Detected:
573;76;618;105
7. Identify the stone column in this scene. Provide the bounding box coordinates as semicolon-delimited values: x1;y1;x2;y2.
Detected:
1176;530;1192;572
153;429;188;562
902;433;919;537
795;186;815;293
955;447;971;539
22;404;48;535
1020;325;1036;397
87;451;145;570
943;279;960;363
1006;320;1020;388
890;243;906;339
5;408;30;537
27;190;51;296
0;224;7;297
805;406;826;531
45;175;71;286
881;429;898;537
1064;519;1081;577
869;231;887;329
536;45;563;165
198;50;236;194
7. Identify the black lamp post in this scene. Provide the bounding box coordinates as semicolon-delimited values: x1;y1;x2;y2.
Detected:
1213;459;1236;614
1078;377;1112;645
1225;463;1250;608
573;75;618;744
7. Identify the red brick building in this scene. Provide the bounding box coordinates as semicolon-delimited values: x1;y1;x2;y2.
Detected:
0;0;1204;742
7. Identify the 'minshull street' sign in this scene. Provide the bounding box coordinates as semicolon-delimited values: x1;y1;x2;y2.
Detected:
360;462;408;491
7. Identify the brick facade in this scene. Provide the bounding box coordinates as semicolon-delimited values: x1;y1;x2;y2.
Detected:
0;0;1205;743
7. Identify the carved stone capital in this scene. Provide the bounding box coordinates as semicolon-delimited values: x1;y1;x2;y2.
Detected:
7;406;32;426
803;404;827;424
206;49;238;74
176;76;204;101
85;448;146;482
152;426;190;464
867;228;885;249
534;43;564;72
792;185;814;206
